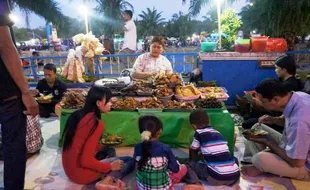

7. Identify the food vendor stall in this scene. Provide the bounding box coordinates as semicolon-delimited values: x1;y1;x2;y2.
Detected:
200;52;285;105
58;74;236;154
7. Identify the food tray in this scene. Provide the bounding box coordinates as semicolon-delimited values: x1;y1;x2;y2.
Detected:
198;87;227;94
132;97;150;102
121;92;137;97
175;94;201;101
158;94;174;104
201;92;230;102
137;108;163;113
136;91;154;96
112;91;121;96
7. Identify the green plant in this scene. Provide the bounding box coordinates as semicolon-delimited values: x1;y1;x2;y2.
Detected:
220;9;242;50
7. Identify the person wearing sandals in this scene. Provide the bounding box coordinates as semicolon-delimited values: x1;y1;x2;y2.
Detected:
62;86;135;190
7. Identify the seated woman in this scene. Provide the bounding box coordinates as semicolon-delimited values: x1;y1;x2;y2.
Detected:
132;36;173;79
62;86;135;190
275;55;303;92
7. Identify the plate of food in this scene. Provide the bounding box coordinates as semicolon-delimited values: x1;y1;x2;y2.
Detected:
194;98;223;109
242;128;269;137
164;100;195;112
36;93;53;101
138;97;164;109
101;134;123;145
111;97;139;111
175;85;201;101
154;73;183;86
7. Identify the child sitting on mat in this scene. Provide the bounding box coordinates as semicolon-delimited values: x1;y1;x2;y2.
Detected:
188;109;240;186
133;115;202;190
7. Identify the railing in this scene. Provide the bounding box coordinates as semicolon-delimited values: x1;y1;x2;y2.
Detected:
22;52;200;82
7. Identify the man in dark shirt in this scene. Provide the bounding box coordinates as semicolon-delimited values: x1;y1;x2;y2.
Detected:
35;63;67;118
0;1;39;189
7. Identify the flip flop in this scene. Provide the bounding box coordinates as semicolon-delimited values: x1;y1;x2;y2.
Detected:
95;182;120;190
182;184;204;190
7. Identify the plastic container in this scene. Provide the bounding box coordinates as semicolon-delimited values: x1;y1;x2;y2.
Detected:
235;44;250;52
251;36;268;52
266;38;288;52
235;39;251;52
201;42;217;52
235;39;250;44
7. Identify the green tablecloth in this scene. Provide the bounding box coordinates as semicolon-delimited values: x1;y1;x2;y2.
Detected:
59;109;235;154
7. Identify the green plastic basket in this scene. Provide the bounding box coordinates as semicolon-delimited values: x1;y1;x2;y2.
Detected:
201;42;217;52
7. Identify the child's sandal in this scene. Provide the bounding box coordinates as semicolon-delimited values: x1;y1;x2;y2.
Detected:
182;184;204;190
95;182;120;190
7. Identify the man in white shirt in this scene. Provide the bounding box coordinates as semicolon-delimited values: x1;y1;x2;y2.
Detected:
122;10;137;52
120;10;137;68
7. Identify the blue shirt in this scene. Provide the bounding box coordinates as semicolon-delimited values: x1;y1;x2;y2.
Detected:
281;92;310;171
191;126;240;181
133;141;180;190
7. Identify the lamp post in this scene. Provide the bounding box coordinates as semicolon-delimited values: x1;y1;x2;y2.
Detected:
79;5;89;33
216;0;222;49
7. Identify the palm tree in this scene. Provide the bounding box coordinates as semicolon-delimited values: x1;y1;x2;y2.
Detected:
94;0;134;38
9;0;67;28
182;0;237;16
138;8;166;36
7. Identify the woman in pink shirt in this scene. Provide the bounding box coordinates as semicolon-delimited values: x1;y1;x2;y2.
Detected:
132;36;173;79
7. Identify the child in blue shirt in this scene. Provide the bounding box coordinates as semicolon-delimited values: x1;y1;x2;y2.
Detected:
188;109;240;186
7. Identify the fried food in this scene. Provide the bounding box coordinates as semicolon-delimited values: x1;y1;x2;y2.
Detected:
242;128;268;137
155;85;173;97
198;87;225;94
102;134;123;144
175;85;201;97
139;97;164;109
122;82;153;95
195;98;222;109
112;97;139;110
165;100;195;109
61;91;85;109
154;73;182;85
37;94;53;101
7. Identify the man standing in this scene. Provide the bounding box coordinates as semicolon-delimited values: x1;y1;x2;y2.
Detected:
0;0;39;189
120;10;137;68
122;10;137;54
242;79;310;181
35;63;67;118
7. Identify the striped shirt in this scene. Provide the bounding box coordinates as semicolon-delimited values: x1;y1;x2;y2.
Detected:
191;126;240;181
134;140;180;190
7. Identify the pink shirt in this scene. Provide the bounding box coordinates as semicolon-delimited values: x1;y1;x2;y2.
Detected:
133;53;173;73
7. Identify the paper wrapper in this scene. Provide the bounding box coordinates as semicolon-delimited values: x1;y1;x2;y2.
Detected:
62;58;85;83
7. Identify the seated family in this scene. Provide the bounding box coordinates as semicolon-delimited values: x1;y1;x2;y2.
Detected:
34;63;67;118
242;78;310;181
61;86;240;189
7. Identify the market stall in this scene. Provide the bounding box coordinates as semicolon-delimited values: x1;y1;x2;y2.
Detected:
200;52;285;105
58;74;236;154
